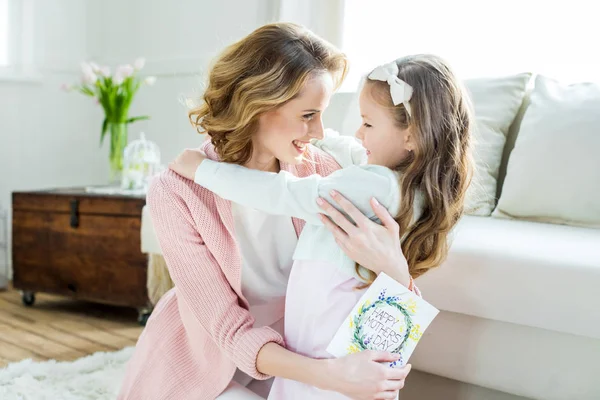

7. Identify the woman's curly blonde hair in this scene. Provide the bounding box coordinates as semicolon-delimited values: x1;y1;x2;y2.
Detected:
189;22;348;165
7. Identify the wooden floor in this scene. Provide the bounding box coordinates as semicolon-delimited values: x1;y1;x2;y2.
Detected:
0;286;143;368
0;287;533;400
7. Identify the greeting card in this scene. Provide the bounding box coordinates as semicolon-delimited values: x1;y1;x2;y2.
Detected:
327;273;439;367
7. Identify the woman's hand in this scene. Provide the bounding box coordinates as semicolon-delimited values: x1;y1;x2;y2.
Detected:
317;191;411;287
168;148;207;181
319;351;411;400
257;343;409;400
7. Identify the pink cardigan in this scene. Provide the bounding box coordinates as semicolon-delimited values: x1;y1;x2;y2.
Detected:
118;141;341;400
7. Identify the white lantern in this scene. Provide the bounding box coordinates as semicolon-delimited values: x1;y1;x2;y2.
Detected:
121;132;162;191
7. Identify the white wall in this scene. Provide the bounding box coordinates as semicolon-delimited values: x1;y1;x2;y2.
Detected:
0;0;110;286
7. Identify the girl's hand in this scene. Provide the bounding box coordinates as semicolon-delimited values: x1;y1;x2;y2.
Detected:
168;148;207;181
320;351;411;400
317;191;411;287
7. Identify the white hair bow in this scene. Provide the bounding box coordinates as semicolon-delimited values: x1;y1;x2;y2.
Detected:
368;62;413;117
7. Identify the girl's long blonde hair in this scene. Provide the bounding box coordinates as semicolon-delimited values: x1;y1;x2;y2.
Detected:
362;54;473;283
189;22;348;165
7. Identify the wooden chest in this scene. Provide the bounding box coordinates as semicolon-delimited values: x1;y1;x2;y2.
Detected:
11;187;150;321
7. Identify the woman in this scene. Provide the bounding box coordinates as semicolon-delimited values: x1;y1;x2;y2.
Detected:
118;23;412;400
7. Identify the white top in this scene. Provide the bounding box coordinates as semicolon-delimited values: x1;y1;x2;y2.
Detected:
196;130;423;282
230;202;297;329
229;202;298;390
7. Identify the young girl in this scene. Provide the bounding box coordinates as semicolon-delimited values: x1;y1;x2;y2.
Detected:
171;54;473;399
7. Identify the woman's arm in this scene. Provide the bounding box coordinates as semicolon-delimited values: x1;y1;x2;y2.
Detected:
147;172;284;379
194;159;397;226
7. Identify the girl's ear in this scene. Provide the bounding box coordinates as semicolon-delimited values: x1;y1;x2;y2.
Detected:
404;127;415;152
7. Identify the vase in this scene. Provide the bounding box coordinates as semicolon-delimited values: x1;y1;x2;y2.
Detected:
108;122;128;183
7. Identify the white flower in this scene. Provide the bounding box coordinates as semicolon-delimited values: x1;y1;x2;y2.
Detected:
83;73;98;85
120;64;135;77
81;62;93;76
99;66;111;77
89;62;101;73
144;76;157;86
113;64;134;85
134;58;146;70
81;62;98;85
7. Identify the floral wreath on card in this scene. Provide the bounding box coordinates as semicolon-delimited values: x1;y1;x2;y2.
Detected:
348;289;423;367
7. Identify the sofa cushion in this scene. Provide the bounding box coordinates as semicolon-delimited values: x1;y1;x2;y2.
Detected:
415;215;600;340
462;73;532;216
493;75;600;227
495;79;535;198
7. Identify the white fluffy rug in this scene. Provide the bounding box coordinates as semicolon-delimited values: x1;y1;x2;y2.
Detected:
0;347;134;400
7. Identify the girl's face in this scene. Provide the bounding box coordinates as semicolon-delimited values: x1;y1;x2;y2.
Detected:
254;73;334;167
356;85;413;168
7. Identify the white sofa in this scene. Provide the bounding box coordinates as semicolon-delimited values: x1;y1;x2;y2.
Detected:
411;215;600;400
141;73;600;400
408;74;600;400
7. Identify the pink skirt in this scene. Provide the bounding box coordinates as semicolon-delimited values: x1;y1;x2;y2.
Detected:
268;260;367;400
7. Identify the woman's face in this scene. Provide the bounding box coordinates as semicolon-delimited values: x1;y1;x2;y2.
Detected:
254;72;334;166
355;85;413;168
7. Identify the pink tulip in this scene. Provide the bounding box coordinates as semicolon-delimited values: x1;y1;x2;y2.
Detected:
134;58;146;70
90;62;101;73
